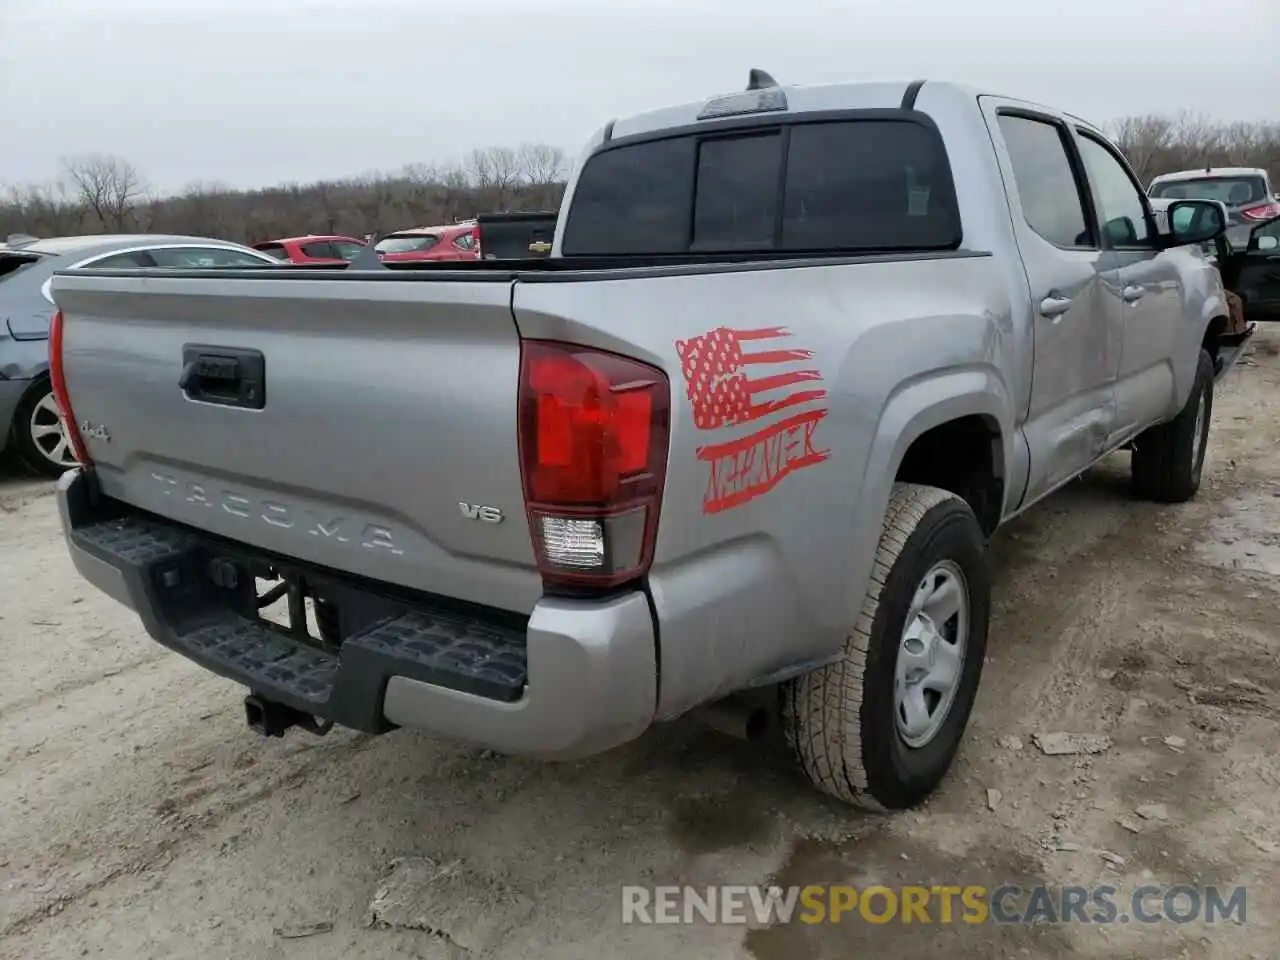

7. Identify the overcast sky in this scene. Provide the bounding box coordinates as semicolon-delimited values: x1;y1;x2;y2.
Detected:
2;0;1276;194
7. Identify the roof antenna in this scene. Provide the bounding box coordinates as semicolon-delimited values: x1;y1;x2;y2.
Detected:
747;68;778;91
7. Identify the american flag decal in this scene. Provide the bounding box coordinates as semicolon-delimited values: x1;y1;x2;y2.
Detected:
675;325;830;514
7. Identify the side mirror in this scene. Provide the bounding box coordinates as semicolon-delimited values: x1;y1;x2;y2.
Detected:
1165;199;1226;246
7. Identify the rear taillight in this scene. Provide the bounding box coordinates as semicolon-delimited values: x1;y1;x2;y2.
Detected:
518;340;669;590
1241;202;1280;221
48;310;92;467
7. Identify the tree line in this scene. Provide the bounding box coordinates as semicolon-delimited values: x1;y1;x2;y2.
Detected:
2;115;1278;245
0;143;570;243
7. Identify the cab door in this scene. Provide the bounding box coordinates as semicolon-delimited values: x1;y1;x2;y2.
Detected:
1071;127;1184;443
980;99;1119;508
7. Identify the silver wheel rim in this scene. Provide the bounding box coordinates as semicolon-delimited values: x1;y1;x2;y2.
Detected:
1190;387;1207;469
894;560;969;749
29;392;76;469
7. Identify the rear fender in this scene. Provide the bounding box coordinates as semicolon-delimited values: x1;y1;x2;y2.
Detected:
842;368;1017;626
0;336;51;381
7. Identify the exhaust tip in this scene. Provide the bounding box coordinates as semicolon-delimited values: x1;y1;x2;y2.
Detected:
688;696;773;742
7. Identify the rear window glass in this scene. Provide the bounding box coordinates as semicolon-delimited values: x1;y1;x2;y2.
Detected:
562;119;961;256
693;133;782;249
1149;176;1268;206
255;244;290;260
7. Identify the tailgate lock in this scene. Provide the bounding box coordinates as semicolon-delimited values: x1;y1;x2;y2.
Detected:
180;344;266;410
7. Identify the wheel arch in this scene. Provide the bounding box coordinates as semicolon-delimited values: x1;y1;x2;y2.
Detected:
837;368;1017;632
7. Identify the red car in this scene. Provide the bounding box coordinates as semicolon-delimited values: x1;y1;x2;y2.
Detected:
252;235;367;265
373;223;480;262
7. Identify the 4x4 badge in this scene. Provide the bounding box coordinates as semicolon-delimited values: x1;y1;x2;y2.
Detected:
79;421;111;442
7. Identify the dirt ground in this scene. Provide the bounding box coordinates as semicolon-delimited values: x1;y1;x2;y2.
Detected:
2;333;1279;960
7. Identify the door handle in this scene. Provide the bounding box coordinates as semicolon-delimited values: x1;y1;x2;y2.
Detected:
1122;285;1146;303
1039;296;1073;318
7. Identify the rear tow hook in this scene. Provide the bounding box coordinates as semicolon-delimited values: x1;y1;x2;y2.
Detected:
244;693;334;738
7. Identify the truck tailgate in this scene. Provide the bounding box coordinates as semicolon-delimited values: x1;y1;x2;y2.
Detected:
52;271;542;615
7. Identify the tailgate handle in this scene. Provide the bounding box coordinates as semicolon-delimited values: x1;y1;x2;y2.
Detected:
180;345;266;410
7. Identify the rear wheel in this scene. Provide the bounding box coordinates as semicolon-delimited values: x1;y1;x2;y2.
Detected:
1131;349;1213;503
10;380;77;479
782;483;990;810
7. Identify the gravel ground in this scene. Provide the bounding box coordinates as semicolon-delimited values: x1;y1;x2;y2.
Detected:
2;331;1279;960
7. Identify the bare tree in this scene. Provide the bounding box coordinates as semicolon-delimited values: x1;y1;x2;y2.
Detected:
1108;112;1280;186
62;153;145;231
178;181;233;237
467;146;522;210
517;143;567;188
3;181;83;237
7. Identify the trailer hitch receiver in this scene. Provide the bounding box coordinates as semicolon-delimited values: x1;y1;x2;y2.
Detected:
244;693;333;738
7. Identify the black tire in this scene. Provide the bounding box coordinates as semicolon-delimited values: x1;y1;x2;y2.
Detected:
782;483;990;811
9;379;76;479
1131;349;1213;504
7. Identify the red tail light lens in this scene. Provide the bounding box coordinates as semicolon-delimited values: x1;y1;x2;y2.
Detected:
1241;202;1280;221
48;310;93;467
518;340;669;589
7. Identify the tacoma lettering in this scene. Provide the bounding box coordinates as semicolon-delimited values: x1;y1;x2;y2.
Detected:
149;470;399;553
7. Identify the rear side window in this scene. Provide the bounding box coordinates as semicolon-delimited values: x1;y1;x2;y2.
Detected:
255;244;290;260
88;251;153;268
561;118;960;256
147;247;272;267
997;114;1092;248
783;122;956;250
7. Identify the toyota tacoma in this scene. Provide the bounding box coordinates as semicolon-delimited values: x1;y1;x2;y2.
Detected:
49;74;1250;810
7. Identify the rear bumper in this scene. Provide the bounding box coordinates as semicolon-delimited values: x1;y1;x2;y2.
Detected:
57;469;657;759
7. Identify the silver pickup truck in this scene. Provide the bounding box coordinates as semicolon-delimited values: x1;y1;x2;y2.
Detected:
50;75;1250;811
